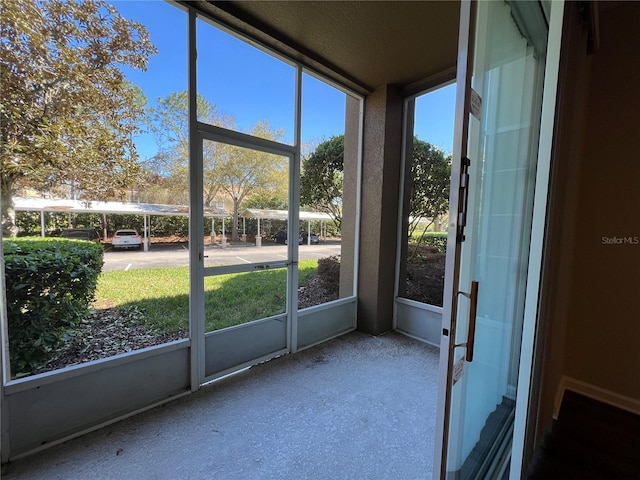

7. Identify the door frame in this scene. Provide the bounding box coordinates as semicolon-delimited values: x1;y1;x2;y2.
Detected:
433;1;565;478
432;0;476;474
187;11;301;386
510;1;565;475
193;125;297;385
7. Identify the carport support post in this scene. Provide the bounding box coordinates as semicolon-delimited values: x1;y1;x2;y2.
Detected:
211;218;215;246
307;220;311;245
241;217;247;242
143;215;149;252
221;217;227;248
256;217;262;247
40;210;45;237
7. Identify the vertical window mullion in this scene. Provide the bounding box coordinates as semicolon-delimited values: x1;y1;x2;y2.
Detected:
288;65;303;353
188;7;205;391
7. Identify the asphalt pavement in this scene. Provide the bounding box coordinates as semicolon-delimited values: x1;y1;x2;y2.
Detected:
101;240;342;272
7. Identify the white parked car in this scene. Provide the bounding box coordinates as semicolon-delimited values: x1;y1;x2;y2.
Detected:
111;229;142;249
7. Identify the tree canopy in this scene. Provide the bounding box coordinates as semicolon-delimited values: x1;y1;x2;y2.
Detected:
300;135;451;236
145;91;287;241
408;138;451;237
144;91;233;206
0;0;157;236
217;121;287;241
300;135;344;228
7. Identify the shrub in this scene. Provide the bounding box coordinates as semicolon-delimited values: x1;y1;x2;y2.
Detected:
3;237;104;377
15;211;43;236
317;255;341;295
418;232;448;254
322;221;341;238
152;215;189;237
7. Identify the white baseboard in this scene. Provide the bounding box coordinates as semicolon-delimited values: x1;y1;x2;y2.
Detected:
553;375;640;419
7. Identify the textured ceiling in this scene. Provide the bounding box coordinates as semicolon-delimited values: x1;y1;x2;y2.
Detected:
202;1;461;94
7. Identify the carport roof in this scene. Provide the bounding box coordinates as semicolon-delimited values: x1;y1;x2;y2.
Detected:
241;208;332;221
13;197;227;217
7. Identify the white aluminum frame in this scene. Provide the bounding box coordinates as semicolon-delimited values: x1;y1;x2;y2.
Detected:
0;217;8;461
188;7;204;392
433;0;476;476
290;66;303;352
510;2;564;476
188;9;365;385
392;76;455;336
194;130;295;384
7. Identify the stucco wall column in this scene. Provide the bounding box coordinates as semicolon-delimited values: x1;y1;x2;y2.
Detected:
357;85;403;335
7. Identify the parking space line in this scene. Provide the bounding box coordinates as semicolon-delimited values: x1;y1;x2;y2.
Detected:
236;257;251;263
276;254;287;259
124;263;132;271
181;244;188;250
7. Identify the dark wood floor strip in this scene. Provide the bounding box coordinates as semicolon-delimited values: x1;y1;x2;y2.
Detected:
526;391;640;479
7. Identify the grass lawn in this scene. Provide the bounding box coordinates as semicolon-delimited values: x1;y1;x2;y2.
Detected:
94;259;318;333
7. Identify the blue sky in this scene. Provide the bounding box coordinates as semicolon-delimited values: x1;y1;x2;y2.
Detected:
114;1;454;161
415;84;456;155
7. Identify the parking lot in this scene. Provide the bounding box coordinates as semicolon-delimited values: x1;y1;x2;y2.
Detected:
102;240;342;272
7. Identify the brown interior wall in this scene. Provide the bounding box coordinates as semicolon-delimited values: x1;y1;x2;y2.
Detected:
563;1;640;400
535;2;640;451
533;1;592;442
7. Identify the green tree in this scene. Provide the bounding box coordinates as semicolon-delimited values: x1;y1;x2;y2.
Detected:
0;0;156;236
300;136;450;237
146;92;287;242
408;138;451;239
217;121;286;241
300;135;344;228
242;192;288;211
144;91;231;206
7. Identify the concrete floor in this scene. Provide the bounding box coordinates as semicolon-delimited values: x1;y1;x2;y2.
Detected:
2;331;440;480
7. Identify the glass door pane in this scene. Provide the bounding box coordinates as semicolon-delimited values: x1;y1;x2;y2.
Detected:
441;1;548;477
198;138;293;378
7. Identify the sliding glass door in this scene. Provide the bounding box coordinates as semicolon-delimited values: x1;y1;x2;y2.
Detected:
435;1;549;477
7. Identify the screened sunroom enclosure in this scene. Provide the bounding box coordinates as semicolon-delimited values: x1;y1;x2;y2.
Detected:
1;2;362;460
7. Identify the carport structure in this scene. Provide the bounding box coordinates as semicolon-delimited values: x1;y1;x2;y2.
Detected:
240;208;332;246
13;196;228;251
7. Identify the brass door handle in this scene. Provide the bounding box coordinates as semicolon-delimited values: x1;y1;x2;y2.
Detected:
465;281;479;361
456;280;479;362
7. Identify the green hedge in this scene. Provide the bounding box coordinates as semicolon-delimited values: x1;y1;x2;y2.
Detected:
3;238;104;377
411;231;448;253
423;232;448;253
